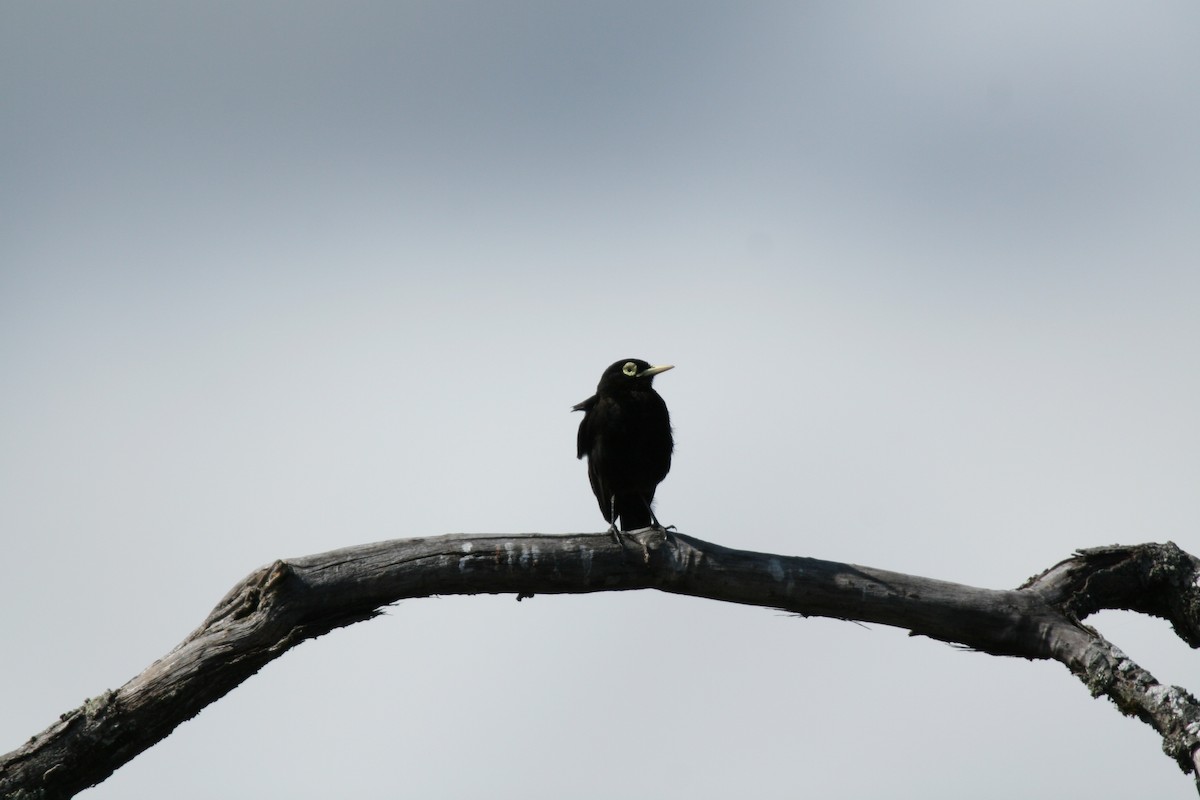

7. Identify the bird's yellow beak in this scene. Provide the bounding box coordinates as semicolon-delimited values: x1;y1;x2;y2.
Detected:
638;364;674;378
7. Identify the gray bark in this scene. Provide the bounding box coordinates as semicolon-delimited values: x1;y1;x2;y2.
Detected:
3;531;1200;799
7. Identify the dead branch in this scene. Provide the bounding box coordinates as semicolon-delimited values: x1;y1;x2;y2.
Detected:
3;531;1200;799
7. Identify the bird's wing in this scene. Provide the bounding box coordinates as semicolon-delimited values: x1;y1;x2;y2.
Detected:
577;396;617;521
587;455;614;523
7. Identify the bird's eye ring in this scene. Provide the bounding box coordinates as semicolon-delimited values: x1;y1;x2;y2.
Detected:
622;362;638;376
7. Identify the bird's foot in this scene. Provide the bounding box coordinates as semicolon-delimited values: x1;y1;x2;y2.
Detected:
648;512;676;537
607;523;624;547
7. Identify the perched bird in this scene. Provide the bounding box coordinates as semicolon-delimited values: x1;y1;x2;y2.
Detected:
573;359;674;532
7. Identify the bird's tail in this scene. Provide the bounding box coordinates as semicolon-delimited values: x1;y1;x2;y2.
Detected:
616;494;655;531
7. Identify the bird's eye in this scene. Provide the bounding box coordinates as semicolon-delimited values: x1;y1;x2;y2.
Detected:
622;362;638;376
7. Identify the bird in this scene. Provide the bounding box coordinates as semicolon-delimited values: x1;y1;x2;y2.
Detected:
573;358;674;533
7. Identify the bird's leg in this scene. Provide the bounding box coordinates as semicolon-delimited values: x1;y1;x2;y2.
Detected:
644;498;675;534
608;496;624;546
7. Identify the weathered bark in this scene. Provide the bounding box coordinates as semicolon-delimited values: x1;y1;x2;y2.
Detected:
3;531;1200;799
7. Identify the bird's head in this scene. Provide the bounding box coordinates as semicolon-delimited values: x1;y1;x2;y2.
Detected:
596;358;674;393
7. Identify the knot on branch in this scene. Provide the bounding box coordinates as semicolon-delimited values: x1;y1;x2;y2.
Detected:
201;560;294;629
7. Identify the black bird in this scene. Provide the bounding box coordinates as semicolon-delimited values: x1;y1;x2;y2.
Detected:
573;359;674;532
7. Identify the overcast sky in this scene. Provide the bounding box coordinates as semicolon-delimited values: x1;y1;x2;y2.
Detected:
2;2;1199;797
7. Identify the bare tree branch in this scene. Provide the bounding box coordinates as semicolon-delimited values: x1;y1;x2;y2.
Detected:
4;531;1200;798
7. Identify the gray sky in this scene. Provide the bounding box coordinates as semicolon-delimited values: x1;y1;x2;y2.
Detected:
2;2;1199;797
